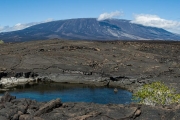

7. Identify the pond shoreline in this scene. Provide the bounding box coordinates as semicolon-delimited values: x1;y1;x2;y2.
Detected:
0;71;148;93
0;92;180;120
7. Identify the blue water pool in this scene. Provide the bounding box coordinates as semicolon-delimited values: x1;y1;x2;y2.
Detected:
0;83;133;104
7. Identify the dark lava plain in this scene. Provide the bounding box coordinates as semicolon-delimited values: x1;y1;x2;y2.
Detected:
0;39;180;119
0;39;180;91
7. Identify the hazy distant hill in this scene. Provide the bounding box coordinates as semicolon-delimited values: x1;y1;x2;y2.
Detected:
0;18;180;42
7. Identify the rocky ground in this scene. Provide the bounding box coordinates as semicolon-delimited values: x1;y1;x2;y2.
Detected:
0;39;180;119
0;39;180;91
0;92;180;120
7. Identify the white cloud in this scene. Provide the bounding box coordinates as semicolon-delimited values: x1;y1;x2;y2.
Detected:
131;14;180;34
0;22;38;33
97;11;122;21
0;26;4;31
0;18;54;33
44;18;54;22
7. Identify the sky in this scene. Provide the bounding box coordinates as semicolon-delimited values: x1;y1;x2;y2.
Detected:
0;0;180;34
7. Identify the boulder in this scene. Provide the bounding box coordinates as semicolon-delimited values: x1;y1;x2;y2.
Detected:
0;115;8;120
0;92;16;103
19;114;31;120
12;111;23;120
34;98;62;116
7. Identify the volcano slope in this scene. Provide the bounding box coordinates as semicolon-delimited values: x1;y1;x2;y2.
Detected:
0;39;180;92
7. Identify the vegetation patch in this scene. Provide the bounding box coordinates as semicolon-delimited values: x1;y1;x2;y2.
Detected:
133;81;180;106
0;40;4;44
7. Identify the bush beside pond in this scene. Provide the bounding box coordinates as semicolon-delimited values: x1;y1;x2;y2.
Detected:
0;40;4;44
133;81;180;106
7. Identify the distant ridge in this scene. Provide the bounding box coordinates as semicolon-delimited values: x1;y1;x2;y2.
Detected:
0;18;180;42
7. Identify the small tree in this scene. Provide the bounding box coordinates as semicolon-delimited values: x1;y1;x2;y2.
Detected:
133;81;180;106
0;40;4;44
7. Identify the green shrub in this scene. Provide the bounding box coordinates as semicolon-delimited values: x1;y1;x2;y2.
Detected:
133;81;180;106
0;40;4;44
